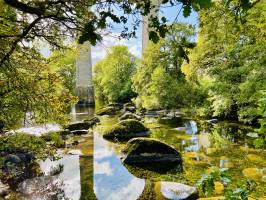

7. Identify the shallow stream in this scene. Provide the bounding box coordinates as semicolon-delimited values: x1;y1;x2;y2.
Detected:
15;106;266;199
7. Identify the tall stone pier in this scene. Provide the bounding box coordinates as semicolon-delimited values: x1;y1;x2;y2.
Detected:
142;0;161;53
76;42;95;106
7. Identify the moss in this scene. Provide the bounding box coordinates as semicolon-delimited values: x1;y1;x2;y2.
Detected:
0;133;47;157
119;113;141;121
41;132;65;148
122;137;179;155
103;119;149;140
96;106;120;116
121;137;182;172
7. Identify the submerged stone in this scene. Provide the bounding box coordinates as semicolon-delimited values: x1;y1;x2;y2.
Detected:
246;154;264;162
119;112;141;121
213;182;224;195
158;181;198;200
206;148;217;155
242;168;263;181
103;119;149;141
121;138;182;171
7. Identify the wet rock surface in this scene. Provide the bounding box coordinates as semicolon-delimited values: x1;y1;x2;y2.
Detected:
103;119;149;141
121;138;182;171
70;130;88;135
157;181;198;200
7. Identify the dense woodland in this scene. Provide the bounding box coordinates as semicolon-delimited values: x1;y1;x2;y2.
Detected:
0;0;265;199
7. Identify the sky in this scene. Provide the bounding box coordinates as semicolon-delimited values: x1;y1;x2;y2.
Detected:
40;4;198;66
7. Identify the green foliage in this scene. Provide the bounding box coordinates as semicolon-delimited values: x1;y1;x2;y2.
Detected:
93;45;136;103
186;1;266;124
253;138;265;149
48;47;77;95
41;132;65;148
0;133;49;158
197;167;231;196
133;23;196;110
197;167;259;199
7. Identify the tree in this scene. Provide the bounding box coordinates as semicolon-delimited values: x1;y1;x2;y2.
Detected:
185;0;266;123
48;47;77;95
0;0;254;69
133;23;196;110
93;45;136;103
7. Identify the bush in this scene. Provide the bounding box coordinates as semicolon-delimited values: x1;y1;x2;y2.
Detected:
93;45;136;103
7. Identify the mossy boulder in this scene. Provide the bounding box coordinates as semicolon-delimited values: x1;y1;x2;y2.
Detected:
66;118;98;131
121;138;182;170
96;106;120;116
83;116;100;124
119;112;142;121
103;119;149;140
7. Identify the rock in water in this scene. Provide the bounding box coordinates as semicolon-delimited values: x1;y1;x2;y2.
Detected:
96;106;120;116
0;181;9;197
121;138;182;171
71;130;88;135
158;181;198;200
103;119;149;141
83;116;100;124
119;112;141;121
67;122;93;131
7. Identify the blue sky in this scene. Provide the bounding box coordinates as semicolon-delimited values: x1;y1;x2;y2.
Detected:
41;4;198;65
91;4;198;65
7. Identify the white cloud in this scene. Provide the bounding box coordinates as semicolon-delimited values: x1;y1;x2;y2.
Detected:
94;161;113;176
91;32;141;65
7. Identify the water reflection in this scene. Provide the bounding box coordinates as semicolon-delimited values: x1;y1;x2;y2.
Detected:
40;155;81;200
71;105;95;122
93;133;145;200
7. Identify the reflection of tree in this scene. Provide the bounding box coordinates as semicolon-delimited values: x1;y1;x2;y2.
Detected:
137;180;157;200
79;156;97;200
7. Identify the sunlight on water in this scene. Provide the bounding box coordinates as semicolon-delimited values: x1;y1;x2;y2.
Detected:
12;123;61;136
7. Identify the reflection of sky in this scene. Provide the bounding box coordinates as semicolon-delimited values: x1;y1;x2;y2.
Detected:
94;133;145;200
184;121;198;135
184;135;199;152
40;155;81;200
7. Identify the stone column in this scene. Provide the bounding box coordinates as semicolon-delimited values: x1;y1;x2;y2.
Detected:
76;42;95;106
142;0;161;53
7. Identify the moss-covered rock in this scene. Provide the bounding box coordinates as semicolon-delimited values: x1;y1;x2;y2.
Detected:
96;106;121;116
103;119;149;140
83;116;100;124
66;120;96;131
119;113;141;121
121;138;182;170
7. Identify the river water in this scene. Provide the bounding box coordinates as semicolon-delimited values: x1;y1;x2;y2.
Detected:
15;106;266;199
